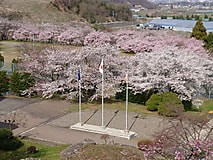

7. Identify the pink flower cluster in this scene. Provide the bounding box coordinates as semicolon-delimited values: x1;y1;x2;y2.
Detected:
84;31;111;46
140;137;213;160
12;26;39;41
139;136;168;160
174;139;213;160
113;30;205;54
12;25;94;45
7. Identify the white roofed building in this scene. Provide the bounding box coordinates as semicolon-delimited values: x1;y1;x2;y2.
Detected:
149;19;213;33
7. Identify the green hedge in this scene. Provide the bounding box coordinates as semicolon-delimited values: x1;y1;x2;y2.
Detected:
146;92;185;117
146;93;162;111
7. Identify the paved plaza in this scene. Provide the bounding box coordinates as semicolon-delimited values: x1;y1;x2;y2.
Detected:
0;98;166;147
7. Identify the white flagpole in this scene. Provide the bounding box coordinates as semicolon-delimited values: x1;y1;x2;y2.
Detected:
126;73;128;132
79;68;82;125
102;59;104;127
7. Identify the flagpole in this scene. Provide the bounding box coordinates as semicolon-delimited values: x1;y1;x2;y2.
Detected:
126;73;128;132
102;59;104;127
79;68;82;125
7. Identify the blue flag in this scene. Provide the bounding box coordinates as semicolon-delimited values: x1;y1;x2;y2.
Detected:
78;70;80;81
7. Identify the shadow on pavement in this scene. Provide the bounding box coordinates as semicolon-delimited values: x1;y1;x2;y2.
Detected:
83;109;99;124
105;110;119;127
128;114;140;131
0;122;18;130
0;96;5;102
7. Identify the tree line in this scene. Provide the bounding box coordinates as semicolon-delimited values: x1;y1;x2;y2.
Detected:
160;14;213;21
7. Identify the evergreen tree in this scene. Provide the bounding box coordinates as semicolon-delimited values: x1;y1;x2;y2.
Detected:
190;19;207;40
186;15;190;20
10;71;34;95
204;32;213;50
204;14;208;19
0;71;9;95
195;15;200;20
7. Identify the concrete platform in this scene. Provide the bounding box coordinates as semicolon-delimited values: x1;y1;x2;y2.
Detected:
70;123;137;140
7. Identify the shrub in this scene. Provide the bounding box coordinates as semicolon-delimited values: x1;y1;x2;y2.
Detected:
137;139;153;149
158;92;184;117
182;100;192;111
27;146;37;154
146;93;162;111
0;128;23;150
0;128;13;139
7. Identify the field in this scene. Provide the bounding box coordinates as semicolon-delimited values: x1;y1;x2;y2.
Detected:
69;101;155;115
0;41;21;68
200;98;213;113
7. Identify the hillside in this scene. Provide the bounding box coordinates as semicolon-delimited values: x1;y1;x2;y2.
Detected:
0;0;78;24
51;0;132;23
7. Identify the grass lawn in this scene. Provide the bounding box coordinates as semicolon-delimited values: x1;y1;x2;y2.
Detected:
0;139;69;160
68;100;155;115
199;98;213;113
68;98;213;117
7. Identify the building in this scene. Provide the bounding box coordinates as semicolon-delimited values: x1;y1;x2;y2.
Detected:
149;19;213;33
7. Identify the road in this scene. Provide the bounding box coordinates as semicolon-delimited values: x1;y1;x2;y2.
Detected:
0;97;40;114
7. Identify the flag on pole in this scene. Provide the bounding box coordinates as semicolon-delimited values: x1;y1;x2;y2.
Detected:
99;59;103;74
78;69;81;81
122;73;128;85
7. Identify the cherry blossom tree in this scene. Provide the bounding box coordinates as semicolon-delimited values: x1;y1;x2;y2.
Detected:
14;27;213;101
37;27;61;43
12;25;40;41
18;41;213;101
57;26;93;46
12;23;93;45
84;31;111;46
0;17;19;40
127;46;213;100
18;44;125;99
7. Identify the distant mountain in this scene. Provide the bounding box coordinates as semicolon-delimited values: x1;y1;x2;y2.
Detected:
100;0;158;9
